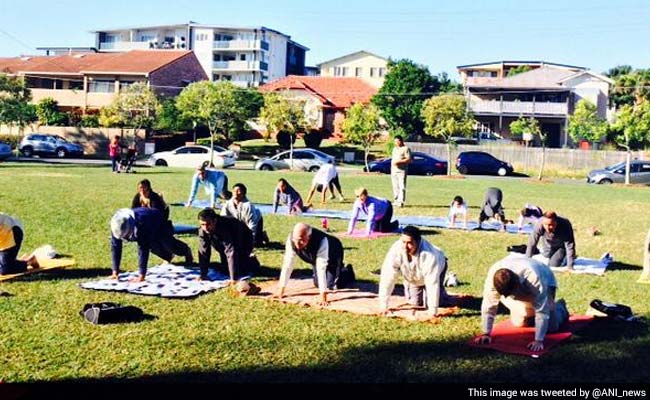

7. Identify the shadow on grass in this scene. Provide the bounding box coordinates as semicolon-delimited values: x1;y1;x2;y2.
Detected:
607;261;642;271
19;268;109;282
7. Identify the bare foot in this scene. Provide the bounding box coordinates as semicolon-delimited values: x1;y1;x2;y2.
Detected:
26;255;39;269
110;272;119;280
129;275;145;283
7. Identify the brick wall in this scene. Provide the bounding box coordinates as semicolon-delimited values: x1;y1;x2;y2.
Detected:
150;53;208;97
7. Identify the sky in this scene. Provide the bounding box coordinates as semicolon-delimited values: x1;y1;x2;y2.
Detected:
1;0;649;79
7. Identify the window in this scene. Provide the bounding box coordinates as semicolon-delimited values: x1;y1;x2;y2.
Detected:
175;147;192;154
88;80;115;93
334;67;341;77
341;67;348;77
188;147;208;154
299;152;315;159
640;163;650;173
120;81;136;90
240;54;246;61
69;80;83;90
355;67;362;77
370;67;377;77
196;33;208;41
378;67;386;77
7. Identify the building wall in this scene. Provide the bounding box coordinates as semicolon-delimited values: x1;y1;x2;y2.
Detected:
150;52;208;97
191;27;217;79
319;54;387;88
266;32;288;83
564;75;610;119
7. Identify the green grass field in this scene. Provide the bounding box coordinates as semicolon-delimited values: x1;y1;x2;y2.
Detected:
0;163;649;384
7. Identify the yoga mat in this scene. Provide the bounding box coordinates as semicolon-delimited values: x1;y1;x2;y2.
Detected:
0;258;75;282
468;315;593;357
80;263;250;298
528;253;613;276
173;224;198;235
337;229;399;239
253;278;471;322
178;200;533;235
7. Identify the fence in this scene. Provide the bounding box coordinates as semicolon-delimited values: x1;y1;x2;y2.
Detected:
406;142;648;171
0;125;146;157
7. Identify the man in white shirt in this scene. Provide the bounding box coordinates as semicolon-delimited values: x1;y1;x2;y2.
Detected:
220;183;268;247
390;135;412;208
378;226;450;319
474;255;569;352
448;195;468;229
275;222;355;306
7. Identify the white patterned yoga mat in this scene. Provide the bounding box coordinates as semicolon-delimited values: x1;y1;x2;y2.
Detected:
506;253;613;276
80;263;249;298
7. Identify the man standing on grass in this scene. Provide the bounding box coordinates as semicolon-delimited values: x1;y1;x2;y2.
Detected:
474;254;569;352
390;135;412;208
377;225;451;319
275;222;355;306
526;211;576;270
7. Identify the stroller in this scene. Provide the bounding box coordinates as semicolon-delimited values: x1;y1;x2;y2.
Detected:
119;145;138;173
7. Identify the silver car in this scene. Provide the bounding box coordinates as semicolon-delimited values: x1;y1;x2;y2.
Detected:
254;149;335;172
587;160;650;184
19;134;84;158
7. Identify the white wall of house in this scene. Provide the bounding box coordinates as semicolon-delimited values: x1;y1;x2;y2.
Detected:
564;75;610;119
319;53;387;87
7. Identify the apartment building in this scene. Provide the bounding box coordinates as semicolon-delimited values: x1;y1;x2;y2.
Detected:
0;50;207;110
92;22;308;87
317;51;388;88
457;61;613;148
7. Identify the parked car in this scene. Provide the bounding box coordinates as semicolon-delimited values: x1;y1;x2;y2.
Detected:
364;152;447;176
254;149;335;172
456;151;513;176
19;134;84;158
0;141;12;160
587;160;650;184
147;145;236;168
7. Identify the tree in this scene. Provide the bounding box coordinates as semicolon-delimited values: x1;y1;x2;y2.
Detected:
259;92;307;166
372;59;439;140
0;74;36;153
421;94;476;175
98;105;124;128
109;82;160;142
568;99;607;145
35;97;68;126
437;72;462;94
612;101;650;184
177;81;262;165
506;65;532;77
604;65;633;79
609;68;650;109
340;103;382;172
510;117;546;180
154;98;192;133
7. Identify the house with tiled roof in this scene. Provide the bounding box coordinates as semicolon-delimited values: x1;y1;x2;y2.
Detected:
0;50;207;111
457;61;614;147
260;75;378;136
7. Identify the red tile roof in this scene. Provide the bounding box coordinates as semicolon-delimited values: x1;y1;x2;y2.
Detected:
260;76;377;109
0;51;192;76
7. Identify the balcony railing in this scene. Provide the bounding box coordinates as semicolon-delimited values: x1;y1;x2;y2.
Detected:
469;99;568;116
98;41;151;51
212;61;264;71
213;40;269;50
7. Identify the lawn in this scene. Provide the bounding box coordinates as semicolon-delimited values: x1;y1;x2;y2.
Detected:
0;162;649;384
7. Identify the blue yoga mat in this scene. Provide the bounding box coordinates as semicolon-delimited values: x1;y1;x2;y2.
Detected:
173;224;198;235
177;200;533;235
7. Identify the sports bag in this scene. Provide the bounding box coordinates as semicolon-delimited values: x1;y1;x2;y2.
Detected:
80;302;144;324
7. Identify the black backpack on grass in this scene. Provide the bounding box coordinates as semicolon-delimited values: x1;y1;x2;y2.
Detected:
80;302;144;324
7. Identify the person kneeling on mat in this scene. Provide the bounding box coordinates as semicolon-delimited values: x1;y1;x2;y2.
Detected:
347;187;399;236
0;213;39;275
378;226;451;320
474;254;569;352
275;222;355;306
526;211;576;270
197;208;260;284
110;208;193;282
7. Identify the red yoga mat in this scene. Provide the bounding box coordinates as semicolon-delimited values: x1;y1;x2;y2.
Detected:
468;315;594;358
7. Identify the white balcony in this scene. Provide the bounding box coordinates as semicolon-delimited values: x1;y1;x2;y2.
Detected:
469;99;568;116
98;41;151;51
213;61;264;71
213;40;269;50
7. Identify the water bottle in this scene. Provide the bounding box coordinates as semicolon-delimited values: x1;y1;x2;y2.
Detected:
322;217;329;231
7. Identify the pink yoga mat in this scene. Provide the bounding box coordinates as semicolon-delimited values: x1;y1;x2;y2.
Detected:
337;229;397;239
468;315;593;357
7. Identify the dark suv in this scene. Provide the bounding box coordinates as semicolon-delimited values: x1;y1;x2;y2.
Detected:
19;134;84;158
456;151;513;176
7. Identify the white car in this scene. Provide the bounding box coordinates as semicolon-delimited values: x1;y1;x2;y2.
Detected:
147;145;236;168
254;149;335;172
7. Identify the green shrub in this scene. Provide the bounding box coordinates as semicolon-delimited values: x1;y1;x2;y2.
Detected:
80;114;100;128
276;131;296;149
303;129;323;149
0;134;20;148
